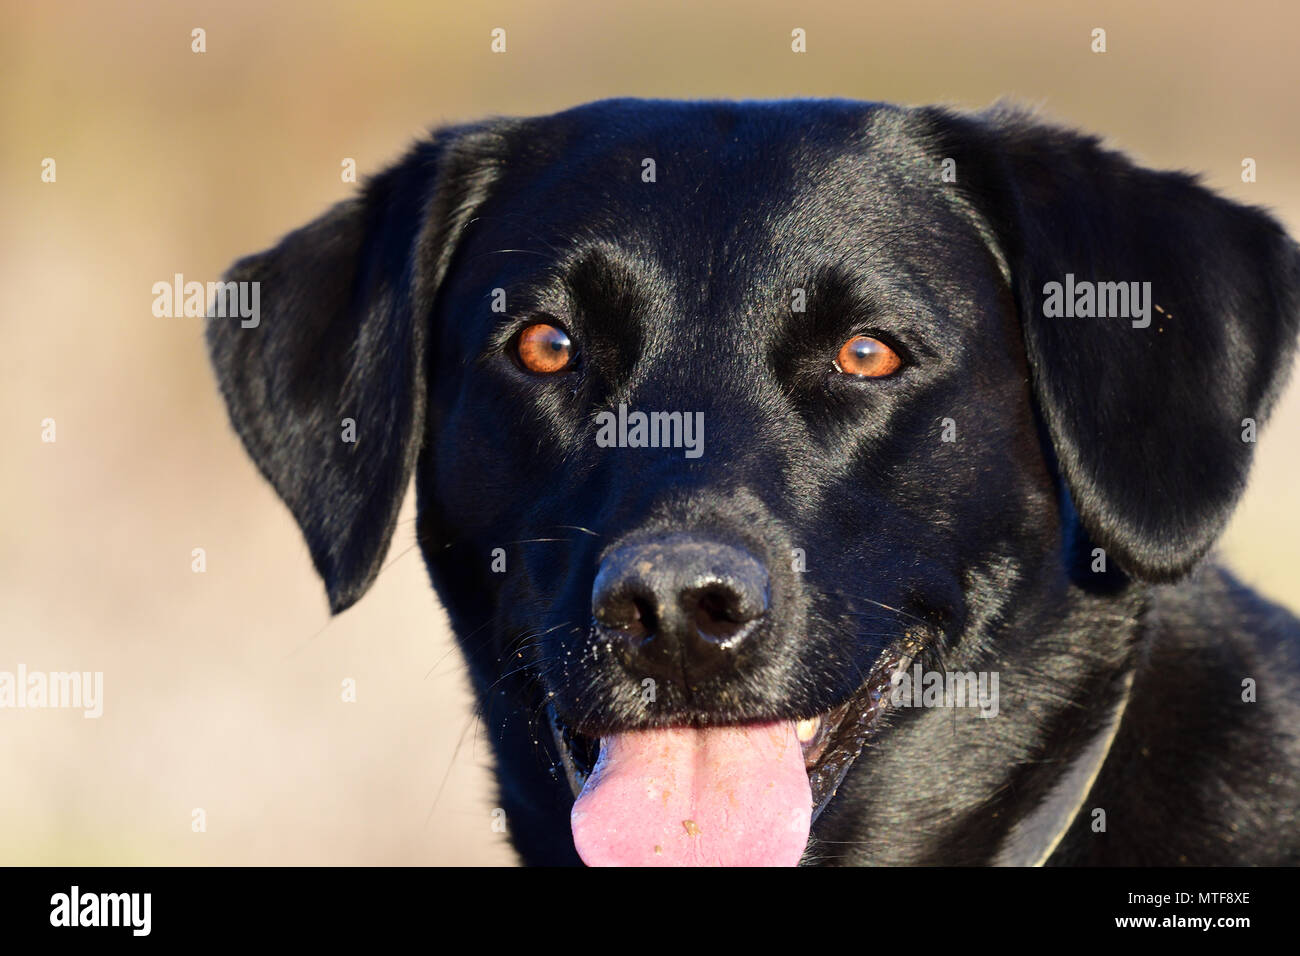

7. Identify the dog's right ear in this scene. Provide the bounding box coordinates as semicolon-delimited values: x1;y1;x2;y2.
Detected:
207;126;501;613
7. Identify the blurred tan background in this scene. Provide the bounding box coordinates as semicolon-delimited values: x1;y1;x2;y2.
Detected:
2;0;1298;865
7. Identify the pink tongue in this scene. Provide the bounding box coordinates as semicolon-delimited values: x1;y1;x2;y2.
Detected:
570;721;812;866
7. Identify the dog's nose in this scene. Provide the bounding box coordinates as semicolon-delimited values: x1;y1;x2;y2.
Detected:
591;532;769;682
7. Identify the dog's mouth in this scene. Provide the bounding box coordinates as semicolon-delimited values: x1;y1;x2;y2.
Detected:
549;639;919;866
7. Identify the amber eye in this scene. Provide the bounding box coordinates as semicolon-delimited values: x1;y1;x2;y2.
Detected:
515;322;574;374
834;335;901;378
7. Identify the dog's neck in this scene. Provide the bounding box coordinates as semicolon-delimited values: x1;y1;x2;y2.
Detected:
992;666;1135;865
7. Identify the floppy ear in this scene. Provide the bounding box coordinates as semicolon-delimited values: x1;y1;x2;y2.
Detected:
925;106;1300;582
207;128;498;612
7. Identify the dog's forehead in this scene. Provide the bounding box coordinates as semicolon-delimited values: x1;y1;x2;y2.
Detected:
462;99;965;268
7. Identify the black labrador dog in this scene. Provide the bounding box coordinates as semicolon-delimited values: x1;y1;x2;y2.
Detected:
208;99;1300;866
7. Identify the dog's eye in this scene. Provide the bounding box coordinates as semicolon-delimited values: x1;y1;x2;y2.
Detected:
515;322;574;374
833;335;901;378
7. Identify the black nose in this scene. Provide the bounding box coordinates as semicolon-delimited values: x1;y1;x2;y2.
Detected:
591;532;769;682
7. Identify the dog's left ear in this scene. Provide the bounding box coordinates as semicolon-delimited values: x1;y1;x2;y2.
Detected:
925;106;1300;582
207;127;499;612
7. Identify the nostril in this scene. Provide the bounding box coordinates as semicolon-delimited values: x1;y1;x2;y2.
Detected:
595;592;655;643
688;584;761;646
624;596;655;643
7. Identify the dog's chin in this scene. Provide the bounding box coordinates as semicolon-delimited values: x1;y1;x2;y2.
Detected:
547;637;920;866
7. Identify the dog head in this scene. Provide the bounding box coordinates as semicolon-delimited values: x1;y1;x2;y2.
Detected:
208;99;1300;865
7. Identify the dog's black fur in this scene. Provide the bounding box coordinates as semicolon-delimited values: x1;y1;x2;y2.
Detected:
208;99;1300;865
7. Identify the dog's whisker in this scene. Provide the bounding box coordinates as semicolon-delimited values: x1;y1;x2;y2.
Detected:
425;714;478;828
551;524;601;537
